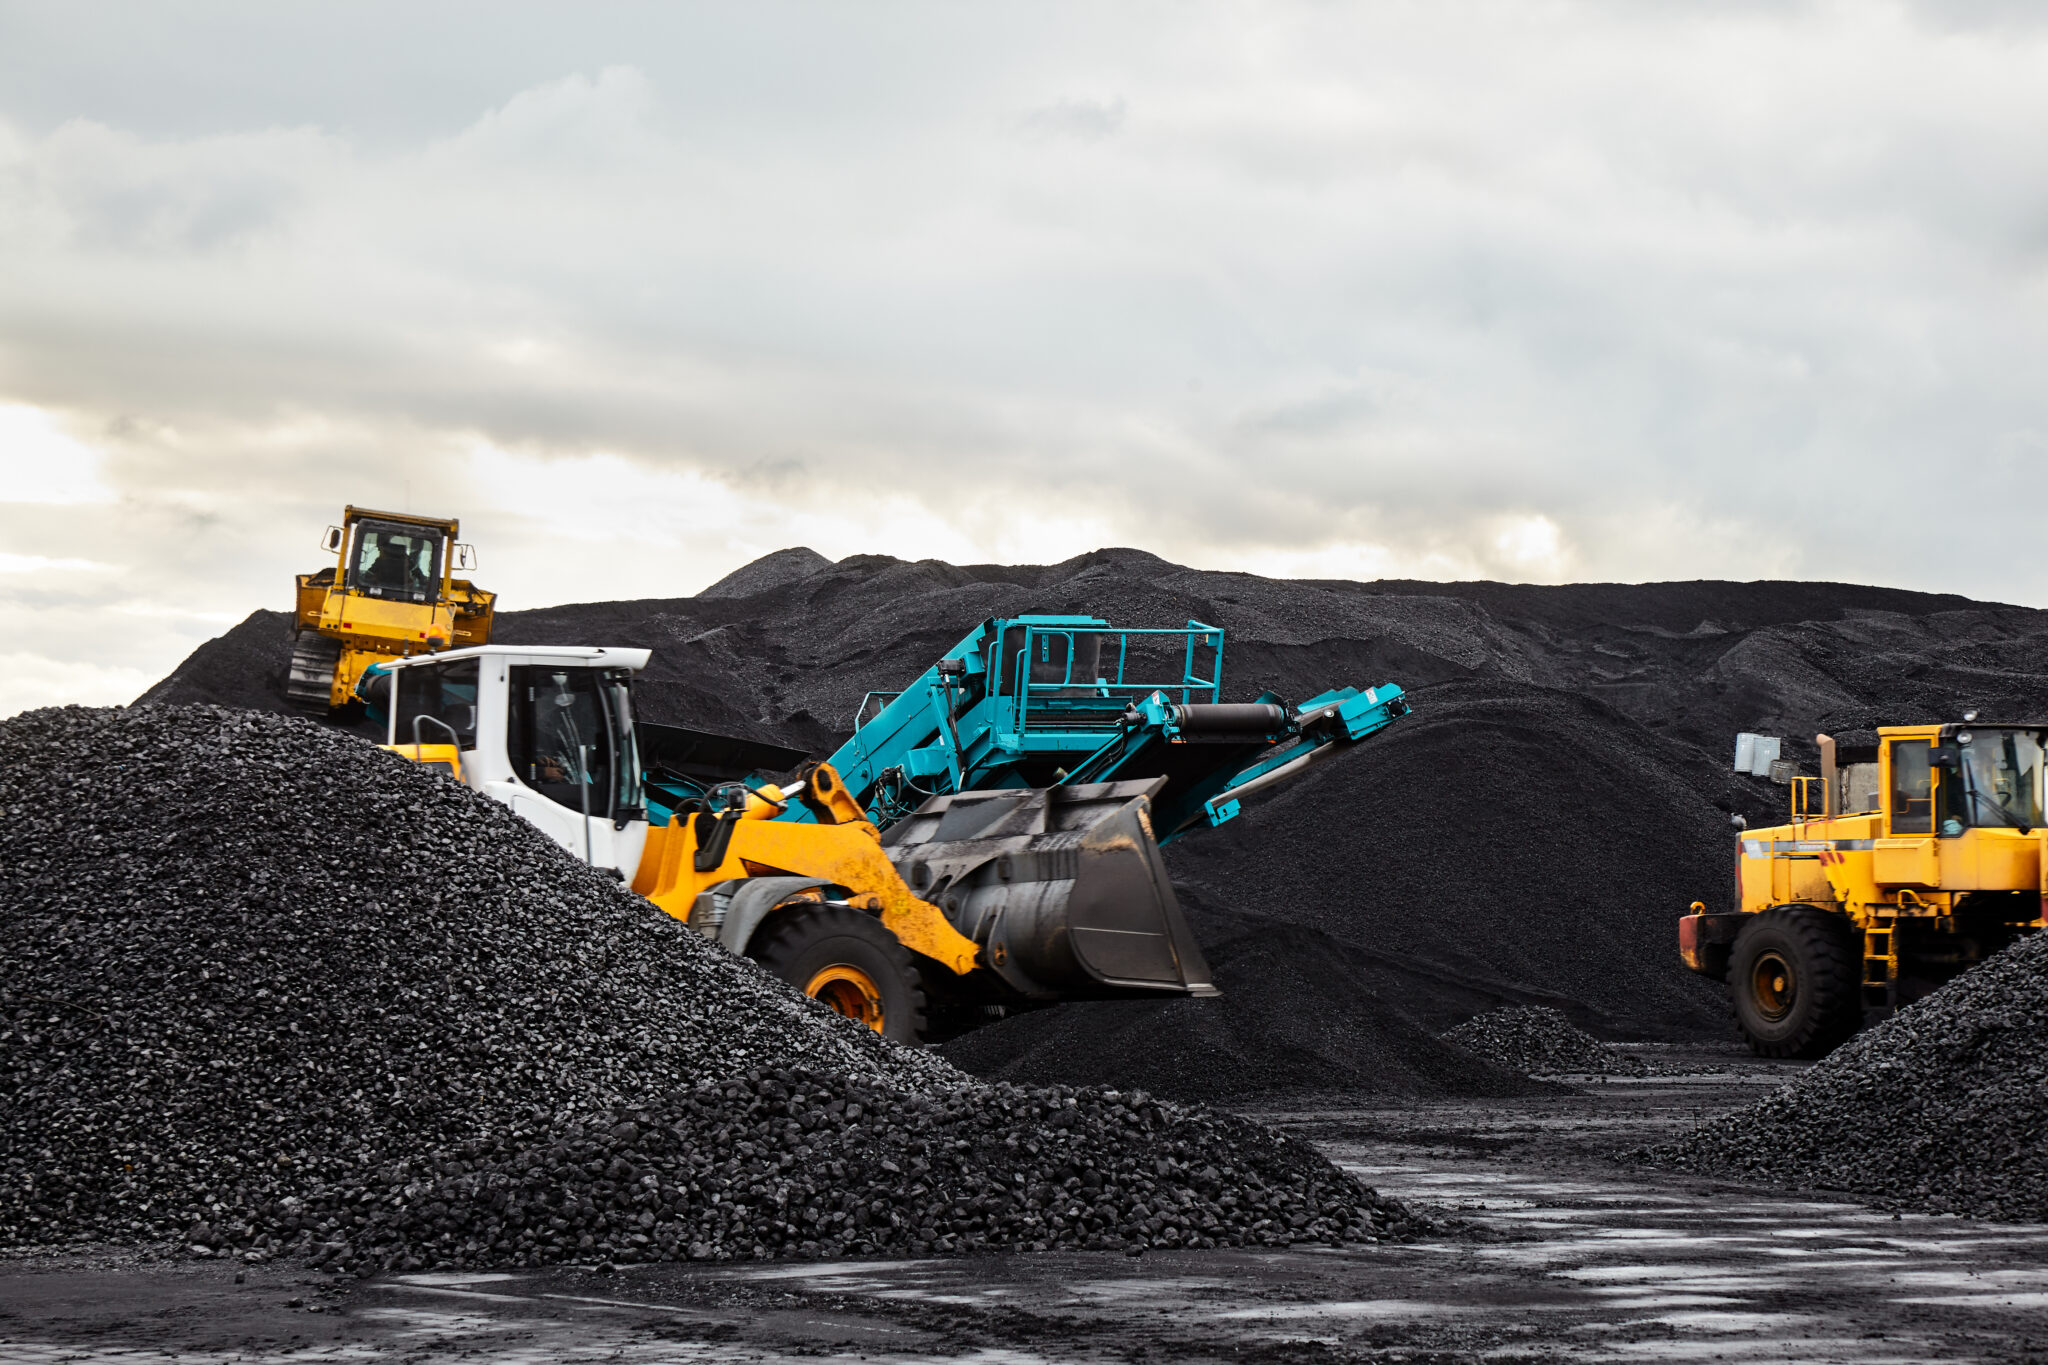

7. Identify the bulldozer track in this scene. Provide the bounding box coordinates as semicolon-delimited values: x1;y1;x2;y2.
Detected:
284;632;341;710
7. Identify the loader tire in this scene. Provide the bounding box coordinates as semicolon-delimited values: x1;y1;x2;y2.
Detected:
1729;906;1860;1059
749;904;927;1044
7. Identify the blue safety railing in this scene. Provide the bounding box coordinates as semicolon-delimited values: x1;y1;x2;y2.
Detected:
1005;621;1224;737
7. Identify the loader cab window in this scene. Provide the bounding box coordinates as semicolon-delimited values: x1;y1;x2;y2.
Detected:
1889;740;1933;835
349;522;443;603
509;665;643;822
1954;729;2047;830
393;658;479;748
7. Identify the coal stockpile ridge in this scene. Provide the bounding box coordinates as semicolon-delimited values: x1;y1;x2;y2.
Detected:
133;608;297;713
147;548;2048;768
1166;680;1739;1041
258;1069;1419;1275
0;704;949;1249
1648;933;2048;1221
1441;1007;1649;1077
942;912;1546;1102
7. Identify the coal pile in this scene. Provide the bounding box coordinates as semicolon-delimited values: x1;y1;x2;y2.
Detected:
1441;1007;1649;1078
0;703;945;1248
265;1068;1418;1275
1;703;1416;1264
943;912;1546;1102
1648;932;2048;1221
1164;680;1743;1041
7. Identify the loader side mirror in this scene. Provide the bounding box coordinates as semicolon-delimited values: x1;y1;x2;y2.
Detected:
321;526;345;554
1930;745;1961;771
452;543;477;571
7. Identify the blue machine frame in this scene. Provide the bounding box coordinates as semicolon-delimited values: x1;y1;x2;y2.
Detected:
787;614;1409;841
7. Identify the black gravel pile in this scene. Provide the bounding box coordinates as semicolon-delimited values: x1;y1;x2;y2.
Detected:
1164;680;1744;1041
943;912;1545;1102
1441;1006;1649;1077
0;703;947;1249
2;703;1416;1263
257;1068;1418;1274
1647;933;2048;1221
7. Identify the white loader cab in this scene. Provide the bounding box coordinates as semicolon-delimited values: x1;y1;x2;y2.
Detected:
374;645;652;876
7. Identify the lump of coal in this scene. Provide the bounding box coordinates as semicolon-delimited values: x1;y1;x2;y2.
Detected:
1647;932;2048;1221
1441;1006;1648;1077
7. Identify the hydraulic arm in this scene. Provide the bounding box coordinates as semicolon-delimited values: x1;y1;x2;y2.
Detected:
786;614;1411;839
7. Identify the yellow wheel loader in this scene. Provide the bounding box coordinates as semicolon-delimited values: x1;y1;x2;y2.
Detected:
287;506;495;711
369;629;1410;1043
1681;721;2046;1057
370;644;1206;1042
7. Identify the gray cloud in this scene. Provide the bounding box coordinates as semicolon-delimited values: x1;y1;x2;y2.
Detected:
2;0;2047;712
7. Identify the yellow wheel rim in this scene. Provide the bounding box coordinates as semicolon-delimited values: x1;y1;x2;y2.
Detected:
1751;949;1796;1022
805;964;886;1032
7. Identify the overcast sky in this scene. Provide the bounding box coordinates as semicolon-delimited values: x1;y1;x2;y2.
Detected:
2;1;2046;715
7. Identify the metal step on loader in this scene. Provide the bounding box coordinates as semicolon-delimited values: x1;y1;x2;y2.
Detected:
369;614;1409;1042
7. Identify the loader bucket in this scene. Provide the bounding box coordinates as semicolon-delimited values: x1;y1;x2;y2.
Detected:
880;778;1218;1001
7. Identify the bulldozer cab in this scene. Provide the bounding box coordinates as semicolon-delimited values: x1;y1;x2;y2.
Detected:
339;508;456;605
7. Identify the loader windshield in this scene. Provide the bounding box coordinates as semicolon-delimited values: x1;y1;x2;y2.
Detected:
1956;729;2047;830
350;521;443;603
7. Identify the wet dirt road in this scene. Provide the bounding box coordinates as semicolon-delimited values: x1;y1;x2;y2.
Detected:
8;1056;2048;1363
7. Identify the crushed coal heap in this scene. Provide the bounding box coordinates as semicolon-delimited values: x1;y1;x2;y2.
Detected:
941;910;1546;1102
1442;1006;1650;1078
138;546;2048;1090
1164;680;1752;1041
1646;932;2048;1222
0;704;1413;1264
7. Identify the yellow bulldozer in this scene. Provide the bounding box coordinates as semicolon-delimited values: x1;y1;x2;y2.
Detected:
287;506;496;711
1681;719;2046;1056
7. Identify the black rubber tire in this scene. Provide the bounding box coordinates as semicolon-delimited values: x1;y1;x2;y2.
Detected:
1728;906;1861;1059
748;903;928;1044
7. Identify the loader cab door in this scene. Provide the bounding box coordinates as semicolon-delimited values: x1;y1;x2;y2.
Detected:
1888;739;1934;835
507;665;643;825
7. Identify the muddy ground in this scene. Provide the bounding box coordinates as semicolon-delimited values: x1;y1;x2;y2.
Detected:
8;1045;2048;1364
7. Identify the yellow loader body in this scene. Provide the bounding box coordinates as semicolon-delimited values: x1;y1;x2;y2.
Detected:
1683;722;2046;1056
632;765;982;976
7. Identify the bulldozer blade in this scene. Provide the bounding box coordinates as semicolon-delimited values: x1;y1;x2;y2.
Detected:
880;778;1218;1001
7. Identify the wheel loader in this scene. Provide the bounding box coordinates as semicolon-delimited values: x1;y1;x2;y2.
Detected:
286;506;495;711
369;616;1409;1043
1680;721;2046;1057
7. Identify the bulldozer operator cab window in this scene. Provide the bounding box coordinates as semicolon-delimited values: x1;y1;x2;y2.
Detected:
508;666;643;822
1952;729;2047;831
349;522;443;603
393;659;479;750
